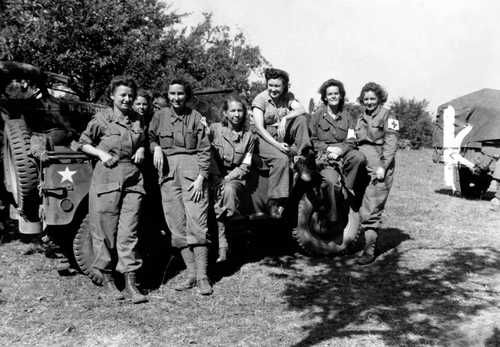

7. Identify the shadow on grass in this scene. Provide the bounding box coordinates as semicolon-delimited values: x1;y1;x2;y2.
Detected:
262;228;500;346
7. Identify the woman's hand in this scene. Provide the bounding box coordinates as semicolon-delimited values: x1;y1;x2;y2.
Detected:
188;175;205;203
277;117;288;139
132;147;145;164
277;142;290;154
375;166;385;180
99;151;113;164
153;146;163;172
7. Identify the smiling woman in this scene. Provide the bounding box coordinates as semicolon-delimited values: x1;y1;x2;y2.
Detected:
77;75;148;304
251;68;314;218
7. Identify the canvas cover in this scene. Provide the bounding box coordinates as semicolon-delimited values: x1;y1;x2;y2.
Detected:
434;88;500;147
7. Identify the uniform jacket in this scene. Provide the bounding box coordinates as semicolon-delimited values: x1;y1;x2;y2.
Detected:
252;90;297;133
148;106;211;178
79;107;145;160
309;106;356;155
355;106;399;169
209;122;256;181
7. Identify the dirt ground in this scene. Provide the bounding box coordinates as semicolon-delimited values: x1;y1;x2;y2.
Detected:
1;149;500;347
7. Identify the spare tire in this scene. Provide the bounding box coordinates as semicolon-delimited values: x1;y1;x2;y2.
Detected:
73;214;103;285
293;191;360;256
3;119;40;221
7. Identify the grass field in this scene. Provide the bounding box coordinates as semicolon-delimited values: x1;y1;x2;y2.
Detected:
1;149;500;347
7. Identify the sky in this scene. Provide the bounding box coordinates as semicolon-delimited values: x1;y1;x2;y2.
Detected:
167;0;500;112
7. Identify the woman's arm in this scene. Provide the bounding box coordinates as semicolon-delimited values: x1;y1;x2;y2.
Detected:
277;99;306;138
253;107;289;153
81;144;112;163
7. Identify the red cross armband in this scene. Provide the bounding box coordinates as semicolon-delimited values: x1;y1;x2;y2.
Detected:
387;118;400;132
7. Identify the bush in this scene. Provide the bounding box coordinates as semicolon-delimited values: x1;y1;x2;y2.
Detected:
390;97;433;149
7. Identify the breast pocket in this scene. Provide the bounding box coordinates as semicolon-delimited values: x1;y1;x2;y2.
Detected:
369;122;385;140
334;126;348;142
159;130;174;148
233;149;245;165
101;129;122;151
317;119;332;141
185;129;199;149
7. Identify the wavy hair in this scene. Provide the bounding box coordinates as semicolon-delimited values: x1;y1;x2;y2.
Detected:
264;68;290;94
357;82;388;105
318;78;346;111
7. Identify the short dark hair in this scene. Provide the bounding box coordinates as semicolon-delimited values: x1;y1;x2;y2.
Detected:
108;76;137;98
318;78;346;111
264;68;289;94
358;82;388;105
222;95;248;128
168;78;193;101
136;88;152;103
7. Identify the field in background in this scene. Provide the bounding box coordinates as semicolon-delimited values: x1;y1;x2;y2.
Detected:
1;149;500;346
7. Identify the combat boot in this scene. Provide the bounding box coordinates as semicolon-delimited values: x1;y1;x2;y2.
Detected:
194;246;213;296
124;272;148;304
357;229;377;265
175;247;196;291
216;221;229;263
98;270;124;301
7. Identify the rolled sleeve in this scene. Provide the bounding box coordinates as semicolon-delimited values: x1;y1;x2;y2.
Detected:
78;117;104;149
382;114;399;168
251;91;268;112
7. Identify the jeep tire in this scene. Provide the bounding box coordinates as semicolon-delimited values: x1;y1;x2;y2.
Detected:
3;119;40;222
73;214;103;285
293;192;361;256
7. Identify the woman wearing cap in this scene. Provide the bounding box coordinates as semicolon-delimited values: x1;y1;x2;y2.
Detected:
251;68;313;218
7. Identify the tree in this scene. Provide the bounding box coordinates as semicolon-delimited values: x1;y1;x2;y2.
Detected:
390;97;433;148
0;1;267;104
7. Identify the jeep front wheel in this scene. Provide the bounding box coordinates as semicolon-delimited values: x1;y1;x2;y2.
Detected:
73;214;103;285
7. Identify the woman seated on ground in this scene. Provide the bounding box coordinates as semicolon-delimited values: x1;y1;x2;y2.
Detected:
251;68;313;219
309;78;367;212
148;78;213;295
78;76;148;304
209;96;256;262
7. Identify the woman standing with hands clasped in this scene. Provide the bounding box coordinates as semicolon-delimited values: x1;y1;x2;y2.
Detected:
78;76;148;304
355;82;399;265
148;79;213;295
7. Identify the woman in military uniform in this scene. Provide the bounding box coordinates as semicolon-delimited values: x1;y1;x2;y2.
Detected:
79;76;148;304
355;82;399;265
251;68;313;218
148;79;213;295
309;78;367;217
209;96;256;262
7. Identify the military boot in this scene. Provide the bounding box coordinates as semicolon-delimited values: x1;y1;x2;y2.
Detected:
194;246;213;296
98;270;124;301
357;229;378;265
216;221;229;263
124;272;148;304
175;247;197;291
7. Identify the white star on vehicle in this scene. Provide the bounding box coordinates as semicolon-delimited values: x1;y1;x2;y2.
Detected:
58;166;77;183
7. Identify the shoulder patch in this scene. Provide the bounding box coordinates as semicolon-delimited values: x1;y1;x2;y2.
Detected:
387;118;399;131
